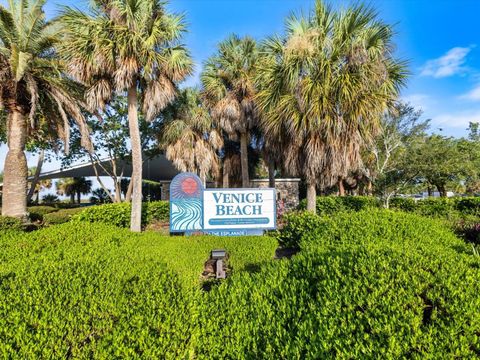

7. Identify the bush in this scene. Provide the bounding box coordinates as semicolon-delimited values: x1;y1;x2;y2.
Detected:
0;223;193;358
0;216;24;231
43;207;86;225
27;206;58;222
0;222;277;357
455;197;480;216
275;211;322;248
2;213;479;358
389;197;417;212
196;210;480;358
74;201;170;228
74;202;131;227
415;197;455;217
145;201;169;223
340;195;380;211
41;194;59;204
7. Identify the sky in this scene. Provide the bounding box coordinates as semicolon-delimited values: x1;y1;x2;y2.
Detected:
1;0;480;192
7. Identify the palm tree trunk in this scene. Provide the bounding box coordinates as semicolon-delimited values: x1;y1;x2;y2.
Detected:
222;157;230;188
240;132;249;188
268;160;275;188
306;181;316;214
128;85;142;232
70;193;75;204
2;110;28;219
338;178;345;196
77;192;81;204
27;149;45;203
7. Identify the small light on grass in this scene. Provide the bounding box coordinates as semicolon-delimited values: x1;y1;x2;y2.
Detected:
211;249;227;260
210;249;227;279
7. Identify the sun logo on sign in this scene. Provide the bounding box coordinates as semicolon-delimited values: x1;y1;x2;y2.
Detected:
170;173;203;199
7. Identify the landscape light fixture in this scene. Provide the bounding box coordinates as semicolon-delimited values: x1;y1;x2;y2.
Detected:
211;249;227;279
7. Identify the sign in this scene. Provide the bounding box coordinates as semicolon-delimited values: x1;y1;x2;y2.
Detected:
170;173;276;235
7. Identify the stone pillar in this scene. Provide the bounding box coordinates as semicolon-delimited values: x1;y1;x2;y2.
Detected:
250;178;300;211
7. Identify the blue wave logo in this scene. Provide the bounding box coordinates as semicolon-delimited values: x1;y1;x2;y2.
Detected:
171;199;203;231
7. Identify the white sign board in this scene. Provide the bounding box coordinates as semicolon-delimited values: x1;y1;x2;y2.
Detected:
203;189;276;230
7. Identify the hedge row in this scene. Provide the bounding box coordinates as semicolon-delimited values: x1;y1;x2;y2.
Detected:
1;212;479;358
73;201;169;228
0;223;276;358
0;216;24;232
299;195;480;218
203;210;480;358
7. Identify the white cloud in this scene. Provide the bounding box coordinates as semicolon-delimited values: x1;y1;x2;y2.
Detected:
459;84;480;101
420;47;473;78
401;93;430;110
434;109;480;129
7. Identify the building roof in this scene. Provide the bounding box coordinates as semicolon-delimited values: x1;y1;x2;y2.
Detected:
35;155;179;181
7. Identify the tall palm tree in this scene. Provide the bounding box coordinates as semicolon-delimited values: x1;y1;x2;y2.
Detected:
59;0;193;231
73;177;92;204
256;1;407;212
201;35;259;188
0;0;92;218
56;178;76;204
56;177;92;204
159;88;223;184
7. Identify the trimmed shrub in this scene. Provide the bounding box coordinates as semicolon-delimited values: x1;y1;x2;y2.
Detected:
43;207;86;225
0;222;277;357
0;223;193;358
196;210;480;358
389;197;417;212
74;201;170;228
455;197;480;215
415;197;454;217
73;202;131;227
0;216;24;231
27;206;58;222
145;201;169;223
275;211;322;248
340;195;380;211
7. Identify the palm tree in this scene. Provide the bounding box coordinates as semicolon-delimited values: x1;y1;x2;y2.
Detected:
56;178;76;203
256;1;407;212
159;88;223;184
0;0;92;218
59;0;193;231
73;177;92;204
56;177;92;204
201;35;259;188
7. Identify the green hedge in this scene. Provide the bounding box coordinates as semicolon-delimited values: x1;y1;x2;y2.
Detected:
27;206;58;222
275;211;321;249
43;207;86;225
2;212;479;358
0;223;192;358
198;210;480;358
73;201;169;228
0;223;277;357
0;216;24;232
298;195;480;219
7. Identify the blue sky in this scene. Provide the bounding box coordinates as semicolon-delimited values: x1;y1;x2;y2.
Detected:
1;0;480;174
